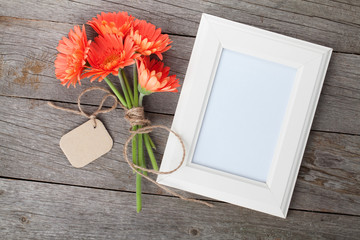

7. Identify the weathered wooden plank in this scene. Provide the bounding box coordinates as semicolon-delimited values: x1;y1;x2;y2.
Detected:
0;178;359;240
0;95;170;196
206;0;360;25
1;17;359;135
0;0;359;53
291;130;360;214
0;0;359;238
1;95;359;215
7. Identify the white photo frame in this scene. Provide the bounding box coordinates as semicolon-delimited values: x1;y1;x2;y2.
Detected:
157;14;332;218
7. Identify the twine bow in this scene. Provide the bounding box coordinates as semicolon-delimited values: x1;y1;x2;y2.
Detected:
48;87;118;128
49;87;213;208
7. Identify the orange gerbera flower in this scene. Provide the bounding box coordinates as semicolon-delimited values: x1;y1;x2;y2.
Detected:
137;56;180;94
84;34;139;82
54;25;91;87
88;12;134;37
130;19;172;60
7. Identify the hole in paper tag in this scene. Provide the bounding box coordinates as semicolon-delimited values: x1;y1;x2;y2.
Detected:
60;119;113;168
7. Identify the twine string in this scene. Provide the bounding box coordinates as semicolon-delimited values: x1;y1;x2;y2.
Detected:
121;106;213;207
124;107;151;128
47;87;117;127
123;126;213;207
48;87;213;208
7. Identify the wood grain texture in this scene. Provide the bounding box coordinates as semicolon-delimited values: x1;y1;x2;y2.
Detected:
0;16;359;134
1;0;360;238
0;178;359;240
0;95;170;196
0;0;359;53
0;96;359;215
291;131;360;214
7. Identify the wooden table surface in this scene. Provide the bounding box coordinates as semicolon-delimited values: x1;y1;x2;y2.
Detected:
1;0;359;239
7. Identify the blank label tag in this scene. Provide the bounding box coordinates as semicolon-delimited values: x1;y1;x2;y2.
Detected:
60;119;113;168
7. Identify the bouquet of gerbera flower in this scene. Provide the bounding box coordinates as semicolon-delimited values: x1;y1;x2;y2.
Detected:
54;12;180;212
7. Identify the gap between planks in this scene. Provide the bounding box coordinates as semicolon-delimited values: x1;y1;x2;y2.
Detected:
0;15;359;56
0;94;358;137
0;93;177;117
1;175;359;218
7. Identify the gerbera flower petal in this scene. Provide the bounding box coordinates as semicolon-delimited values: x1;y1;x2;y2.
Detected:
137;56;180;94
88;12;134;37
84;34;139;82
130;19;172;60
54;25;91;87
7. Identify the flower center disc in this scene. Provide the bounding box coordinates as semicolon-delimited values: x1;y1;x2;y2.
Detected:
103;54;121;70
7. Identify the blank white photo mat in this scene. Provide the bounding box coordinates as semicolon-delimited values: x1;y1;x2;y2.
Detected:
157;13;332;218
192;49;297;183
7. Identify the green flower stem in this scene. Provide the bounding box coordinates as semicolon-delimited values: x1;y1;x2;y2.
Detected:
141;139;146;174
132;125;138;174
121;69;134;105
133;64;156;150
136;173;142;213
138;132;147;176
132;71;157;213
104;77;127;108
144;133;158;170
133;63;139;108
138;92;158;168
138;93;145;172
126;67;142;213
138;93;148;175
118;70;132;109
131;130;150;176
130;68;139;174
139;93;145;107
111;69;141;211
147;134;156;149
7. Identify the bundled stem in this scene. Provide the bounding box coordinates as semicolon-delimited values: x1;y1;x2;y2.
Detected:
132;126;138;167
105;65;158;213
137;93;148;176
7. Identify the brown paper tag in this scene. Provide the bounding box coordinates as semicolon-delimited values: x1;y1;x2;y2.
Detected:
60;119;113;168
